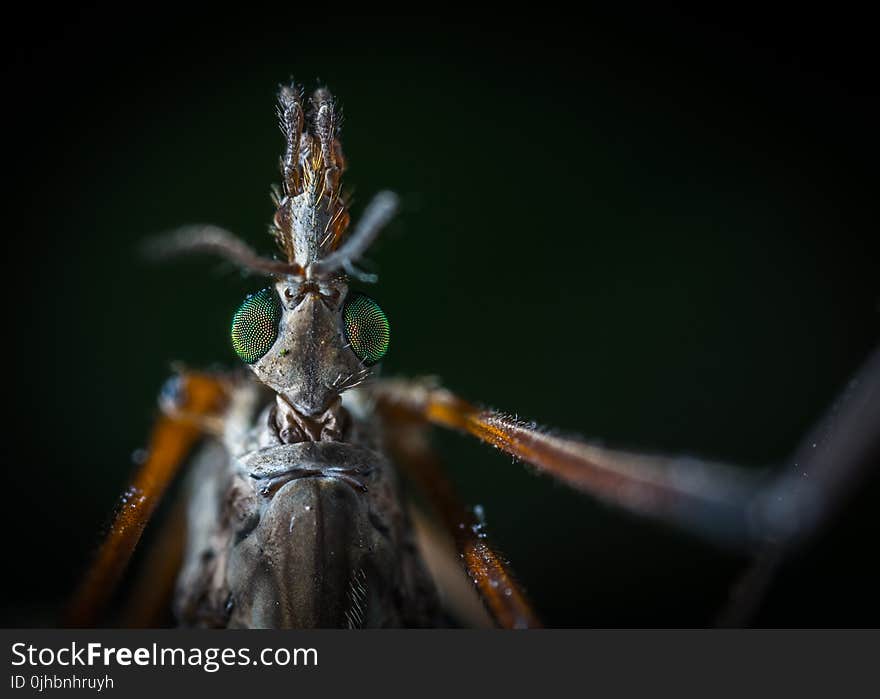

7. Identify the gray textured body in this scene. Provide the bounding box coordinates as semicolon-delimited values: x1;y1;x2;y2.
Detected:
174;386;438;628
167;86;439;628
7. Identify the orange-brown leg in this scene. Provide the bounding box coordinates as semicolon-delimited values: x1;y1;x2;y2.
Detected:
376;346;880;624
408;507;494;629
65;370;229;627
372;378;759;550
384;418;541;629
119;494;188;628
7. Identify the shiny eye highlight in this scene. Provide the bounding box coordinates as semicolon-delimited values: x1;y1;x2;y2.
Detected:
343;293;390;366
231;287;282;364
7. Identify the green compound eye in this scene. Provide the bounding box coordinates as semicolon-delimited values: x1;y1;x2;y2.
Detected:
343;293;390;366
231;287;282;364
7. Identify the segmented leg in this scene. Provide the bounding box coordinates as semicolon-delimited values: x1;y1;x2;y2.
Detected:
383;417;542;629
408;507;494;629
719;346;880;624
372;378;759;550
66;370;229;627
374;350;880;624
119;495;188;628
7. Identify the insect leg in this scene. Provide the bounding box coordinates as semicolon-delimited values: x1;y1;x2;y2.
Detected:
383;417;542;629
118;493;188;628
408;507;494;628
65;370;229;627
719;346;880;624
372;378;760;550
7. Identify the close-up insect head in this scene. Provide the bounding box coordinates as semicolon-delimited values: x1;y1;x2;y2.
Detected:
3;11;878;632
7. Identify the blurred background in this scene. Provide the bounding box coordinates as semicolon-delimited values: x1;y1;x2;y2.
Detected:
3;10;877;627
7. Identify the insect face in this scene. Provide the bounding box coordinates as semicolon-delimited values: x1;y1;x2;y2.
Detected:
230;276;391;439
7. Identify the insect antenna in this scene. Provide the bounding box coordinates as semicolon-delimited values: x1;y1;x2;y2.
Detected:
308;190;399;281
147;82;395;281
143;225;302;277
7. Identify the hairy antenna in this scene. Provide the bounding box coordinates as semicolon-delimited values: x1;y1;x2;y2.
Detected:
308;190;399;281
145;225;303;277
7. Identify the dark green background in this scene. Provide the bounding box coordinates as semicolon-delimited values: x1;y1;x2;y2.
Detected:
4;10;878;626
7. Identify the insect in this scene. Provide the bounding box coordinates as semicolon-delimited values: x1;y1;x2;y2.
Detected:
67;82;880;628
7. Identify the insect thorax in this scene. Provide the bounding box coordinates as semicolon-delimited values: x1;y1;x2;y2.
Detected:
174;383;438;628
